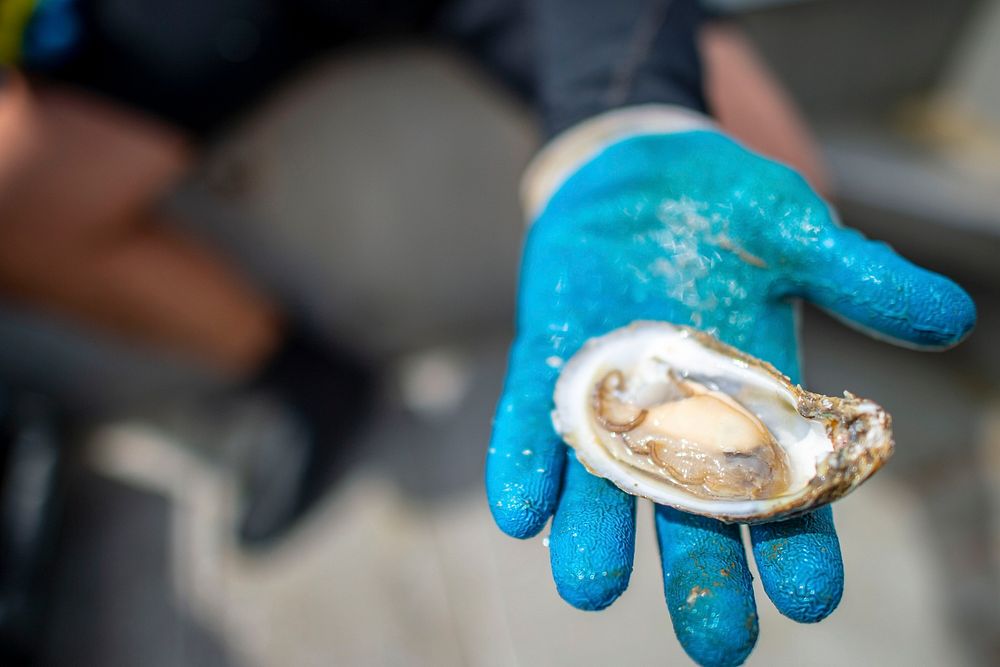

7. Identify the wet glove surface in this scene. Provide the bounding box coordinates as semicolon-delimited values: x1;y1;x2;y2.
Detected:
487;128;975;666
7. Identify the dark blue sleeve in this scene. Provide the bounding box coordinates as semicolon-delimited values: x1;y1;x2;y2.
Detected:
531;0;709;135
436;0;709;137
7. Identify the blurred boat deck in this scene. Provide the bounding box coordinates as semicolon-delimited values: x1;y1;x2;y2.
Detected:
39;308;1000;666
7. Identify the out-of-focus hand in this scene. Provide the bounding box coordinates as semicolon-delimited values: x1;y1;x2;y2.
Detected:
486;107;975;667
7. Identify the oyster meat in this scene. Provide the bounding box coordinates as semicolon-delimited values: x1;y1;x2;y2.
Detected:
553;321;893;523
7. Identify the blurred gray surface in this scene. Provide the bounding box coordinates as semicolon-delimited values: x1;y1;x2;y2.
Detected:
176;47;535;357
740;0;1000;277
740;0;978;124
43;468;234;667
0;4;996;666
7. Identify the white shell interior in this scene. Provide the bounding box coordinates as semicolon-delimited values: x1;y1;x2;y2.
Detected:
553;322;832;517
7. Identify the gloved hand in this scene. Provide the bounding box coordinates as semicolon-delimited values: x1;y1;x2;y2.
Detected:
486;106;976;667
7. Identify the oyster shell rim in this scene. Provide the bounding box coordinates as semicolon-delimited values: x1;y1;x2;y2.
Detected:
553;321;894;524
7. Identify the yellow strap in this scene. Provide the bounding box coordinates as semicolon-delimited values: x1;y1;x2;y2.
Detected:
0;0;39;65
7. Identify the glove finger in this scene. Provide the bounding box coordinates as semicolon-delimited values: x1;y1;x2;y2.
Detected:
655;506;758;667
749;506;843;623
790;222;975;349
486;338;567;538
549;453;636;610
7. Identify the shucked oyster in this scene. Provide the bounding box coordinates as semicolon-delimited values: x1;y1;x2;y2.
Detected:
553;322;893;523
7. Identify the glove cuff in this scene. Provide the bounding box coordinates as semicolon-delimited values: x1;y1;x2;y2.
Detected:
521;104;715;221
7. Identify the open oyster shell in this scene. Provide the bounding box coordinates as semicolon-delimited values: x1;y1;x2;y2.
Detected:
553;321;893;523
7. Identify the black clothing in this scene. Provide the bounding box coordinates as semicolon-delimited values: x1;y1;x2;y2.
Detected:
528;0;708;135
241;326;376;546
31;0;707;137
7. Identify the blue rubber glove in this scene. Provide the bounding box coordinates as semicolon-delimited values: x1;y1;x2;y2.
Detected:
486;107;976;667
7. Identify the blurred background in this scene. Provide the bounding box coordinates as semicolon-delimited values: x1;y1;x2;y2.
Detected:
0;0;998;665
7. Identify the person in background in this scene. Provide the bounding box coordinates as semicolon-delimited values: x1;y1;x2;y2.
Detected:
0;2;975;665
